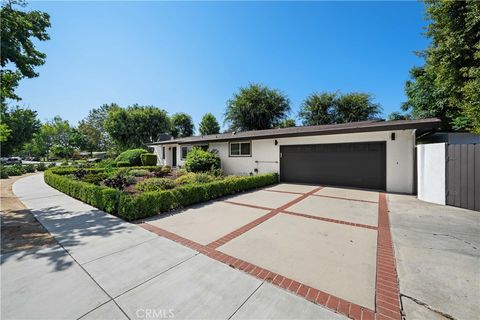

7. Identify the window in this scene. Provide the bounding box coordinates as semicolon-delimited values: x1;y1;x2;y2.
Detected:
181;146;192;159
229;141;251;157
162;147;165;159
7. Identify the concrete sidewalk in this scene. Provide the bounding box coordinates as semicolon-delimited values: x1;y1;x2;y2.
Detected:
2;173;345;320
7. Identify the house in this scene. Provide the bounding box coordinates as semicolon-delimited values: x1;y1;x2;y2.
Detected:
148;118;442;194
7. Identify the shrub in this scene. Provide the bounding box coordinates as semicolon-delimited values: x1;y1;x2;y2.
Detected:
74;169;88;180
184;148;220;173
136;178;176;192
118;173;279;220
95;159;116;168
128;169;150;177
44;170;122;214
36;163;47;171
23;164;36;173
45;169;278;221
83;173;109;185
175;172;215;185
141;153;157;166
102;176;130;190
116;161;130;167
115;149;148;166
1;168;8;179
48;163;57;168
4;165;25;176
175;172;194;184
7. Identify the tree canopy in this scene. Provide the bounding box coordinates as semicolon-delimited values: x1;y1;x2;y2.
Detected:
170;112;194;138
199;113;220;135
225;83;291;131
402;0;480;133
276;119;296;128
104;105;170;150
0;0;50;104
24;116;79;158
1;106;40;156
78;103;118;154
299;92;381;126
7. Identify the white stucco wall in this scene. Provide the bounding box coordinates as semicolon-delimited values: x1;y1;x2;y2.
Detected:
417;143;446;205
152;129;417;194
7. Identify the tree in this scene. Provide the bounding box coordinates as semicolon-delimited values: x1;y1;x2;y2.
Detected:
104;105;171;150
78;103;118;154
225;83;291;131
402;0;480;133
388;112;412;121
0;0;50;105
298;92;381;125
0;123;12;142
299;93;337;126
25;116;78;159
1;106;41;156
199;113;220;135
276;119;296;128
334;93;382;123
170;112;194;138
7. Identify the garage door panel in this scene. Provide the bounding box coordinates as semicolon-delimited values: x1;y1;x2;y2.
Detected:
280;142;386;190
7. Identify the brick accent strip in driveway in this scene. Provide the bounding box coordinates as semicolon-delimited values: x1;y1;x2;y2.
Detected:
207;187;323;249
140;187;403;320
375;193;402;320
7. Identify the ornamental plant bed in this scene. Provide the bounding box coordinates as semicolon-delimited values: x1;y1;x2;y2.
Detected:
44;167;278;221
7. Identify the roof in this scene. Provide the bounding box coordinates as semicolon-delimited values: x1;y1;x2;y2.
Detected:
148;118;442;146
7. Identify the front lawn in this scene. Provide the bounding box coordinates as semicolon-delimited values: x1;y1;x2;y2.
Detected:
44;166;278;221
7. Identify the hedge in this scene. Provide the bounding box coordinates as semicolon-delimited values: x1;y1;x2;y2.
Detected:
141;153;157;166
44;169;278;221
115;149;148;166
44;170;122;214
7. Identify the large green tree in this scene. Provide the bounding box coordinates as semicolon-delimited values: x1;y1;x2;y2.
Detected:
1;106;41;156
25;116;78;159
225;83;291;131
170;112;194;138
104;105;171;150
402;0;480;133
78;103;118;154
0;0;50;104
299;93;337;126
299;92;381;126
198;113;220;135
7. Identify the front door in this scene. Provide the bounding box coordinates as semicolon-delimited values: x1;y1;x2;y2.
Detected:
172;147;177;167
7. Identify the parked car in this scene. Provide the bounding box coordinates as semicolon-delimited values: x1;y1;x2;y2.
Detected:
0;157;8;164
6;157;22;164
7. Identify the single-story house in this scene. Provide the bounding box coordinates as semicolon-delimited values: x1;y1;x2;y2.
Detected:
148;118;442;194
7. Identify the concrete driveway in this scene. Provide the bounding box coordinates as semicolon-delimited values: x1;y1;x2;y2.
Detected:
3;174;345;320
143;183;399;320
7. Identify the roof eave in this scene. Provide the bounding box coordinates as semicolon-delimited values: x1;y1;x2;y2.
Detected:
147;119;442;146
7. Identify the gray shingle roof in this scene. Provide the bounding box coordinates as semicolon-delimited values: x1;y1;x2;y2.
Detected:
148;118;442;146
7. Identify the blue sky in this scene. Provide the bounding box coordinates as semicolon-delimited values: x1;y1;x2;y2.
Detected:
17;1;428;132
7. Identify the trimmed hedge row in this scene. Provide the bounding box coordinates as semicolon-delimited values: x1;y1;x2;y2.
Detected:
44;169;278;221
44;170;122;214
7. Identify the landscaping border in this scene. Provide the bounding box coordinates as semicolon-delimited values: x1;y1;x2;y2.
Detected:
44;168;278;221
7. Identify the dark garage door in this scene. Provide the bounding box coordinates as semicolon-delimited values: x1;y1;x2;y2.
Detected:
280;142;386;190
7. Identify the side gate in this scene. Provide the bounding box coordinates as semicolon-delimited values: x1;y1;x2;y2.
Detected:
446;144;480;211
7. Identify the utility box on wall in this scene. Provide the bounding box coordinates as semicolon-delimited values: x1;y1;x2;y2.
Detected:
417;143;446;205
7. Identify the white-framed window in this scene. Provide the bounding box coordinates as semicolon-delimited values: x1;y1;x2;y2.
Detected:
181;146;192;159
229;141;251;157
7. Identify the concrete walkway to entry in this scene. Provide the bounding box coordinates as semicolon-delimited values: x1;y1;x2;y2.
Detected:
2;173;345;320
